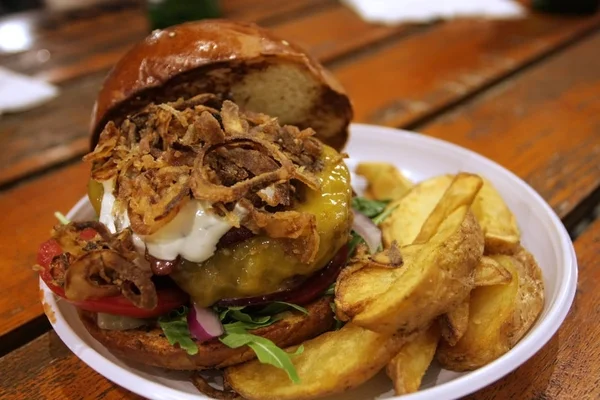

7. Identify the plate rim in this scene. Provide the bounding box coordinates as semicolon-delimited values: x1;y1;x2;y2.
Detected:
40;123;578;400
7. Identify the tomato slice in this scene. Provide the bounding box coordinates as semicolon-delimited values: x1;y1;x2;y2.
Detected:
67;288;189;318
37;239;62;269
37;239;188;318
79;227;98;241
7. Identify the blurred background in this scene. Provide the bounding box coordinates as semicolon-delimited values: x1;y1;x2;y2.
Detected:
0;0;598;182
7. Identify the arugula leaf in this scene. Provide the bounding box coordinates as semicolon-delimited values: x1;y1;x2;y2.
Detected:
290;344;305;356
329;302;345;330
324;283;335;296
258;301;309;315
372;204;398;225
348;198;398;257
220;332;303;383
158;306;198;355
223;318;280;334
229;310;272;324
54;211;70;225
351;197;389;218
347;231;364;256
217;305;247;321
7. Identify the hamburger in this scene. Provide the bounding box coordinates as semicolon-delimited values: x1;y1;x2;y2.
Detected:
36;20;355;376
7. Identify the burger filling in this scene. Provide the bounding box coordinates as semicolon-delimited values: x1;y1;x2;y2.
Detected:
36;94;374;382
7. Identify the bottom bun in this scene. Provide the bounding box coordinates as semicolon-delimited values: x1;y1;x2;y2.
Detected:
80;296;334;370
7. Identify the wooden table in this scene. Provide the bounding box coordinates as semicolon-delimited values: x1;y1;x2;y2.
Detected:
1;1;599;399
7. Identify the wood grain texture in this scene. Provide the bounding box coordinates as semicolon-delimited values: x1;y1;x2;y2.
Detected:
421;29;600;223
1;214;597;400
466;216;600;399
2;17;600;346
0;0;340;83
4;11;600;186
0;162;89;338
0;331;141;400
336;12;600;127
0;3;410;187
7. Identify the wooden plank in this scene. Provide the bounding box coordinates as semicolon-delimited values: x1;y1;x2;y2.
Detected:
467;216;600;399
4;12;600;187
2;17;600;343
0;0;333;82
335;12;600;126
36;3;405;84
0;162;89;338
420;29;600;223
0;331;141;400
271;5;406;64
2;211;598;399
0;3;410;187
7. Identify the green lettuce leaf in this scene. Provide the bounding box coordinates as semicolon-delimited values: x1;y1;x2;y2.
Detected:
257;301;309;316
158;306;198;355
220;332;303;383
349;197;398;256
351;197;389;218
222;318;280;334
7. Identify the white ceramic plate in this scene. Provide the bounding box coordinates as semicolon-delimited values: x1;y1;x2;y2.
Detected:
40;124;577;400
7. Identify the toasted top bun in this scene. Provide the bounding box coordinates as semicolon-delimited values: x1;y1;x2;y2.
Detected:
80;296;333;370
91;20;352;151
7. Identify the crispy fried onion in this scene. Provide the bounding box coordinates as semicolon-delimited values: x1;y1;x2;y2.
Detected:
240;199;319;264
48;222;154;308
53;221;112;258
124;166;191;235
86;95;325;263
191;372;241;400
65;250;157;309
191;137;296;203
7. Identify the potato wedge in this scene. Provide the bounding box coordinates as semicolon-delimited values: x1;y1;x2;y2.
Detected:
356;162;414;201
336;182;484;334
386;324;440;395
381;174;453;247
225;323;406;400
474;256;513;287
439;299;469;346
413;173;483;244
497;247;545;343
436;247;544;370
471;177;521;254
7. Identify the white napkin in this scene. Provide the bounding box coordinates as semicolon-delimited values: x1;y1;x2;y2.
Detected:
342;0;525;25
0;67;59;115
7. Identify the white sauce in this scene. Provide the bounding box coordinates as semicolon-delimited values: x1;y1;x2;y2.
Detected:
99;179;242;263
99;180;118;233
141;200;237;262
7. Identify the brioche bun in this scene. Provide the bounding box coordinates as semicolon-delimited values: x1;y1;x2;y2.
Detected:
81;296;333;370
91;19;352;151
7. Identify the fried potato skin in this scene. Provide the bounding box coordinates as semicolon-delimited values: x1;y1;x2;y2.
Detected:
356;162;414;201
386;324;440;395
471;178;521;254
436;248;544;370
80;296;333;370
439;299;469;347
474;256;513;287
499;247;544;345
336;209;484;335
381;175;453;247
225;323;406;400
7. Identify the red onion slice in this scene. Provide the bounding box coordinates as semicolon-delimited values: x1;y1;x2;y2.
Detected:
187;303;224;342
216;244;348;308
352;210;382;254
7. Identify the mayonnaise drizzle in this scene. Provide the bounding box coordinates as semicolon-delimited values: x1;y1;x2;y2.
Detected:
98;179;243;263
